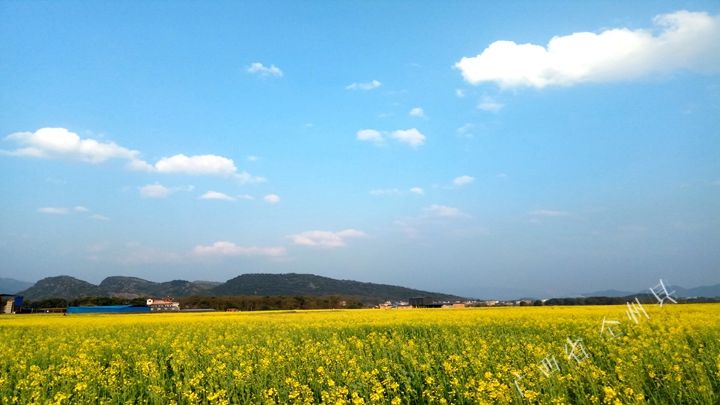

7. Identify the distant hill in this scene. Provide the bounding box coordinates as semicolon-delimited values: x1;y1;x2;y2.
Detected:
21;276;102;300
211;273;460;302
0;278;34;294
98;276;220;298
582;283;720;298
18;273;460;303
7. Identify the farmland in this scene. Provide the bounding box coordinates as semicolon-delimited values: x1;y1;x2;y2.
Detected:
1;304;718;404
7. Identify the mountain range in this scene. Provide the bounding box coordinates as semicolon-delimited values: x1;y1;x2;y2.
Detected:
14;273;462;303
0;278;34;294
582;284;720;298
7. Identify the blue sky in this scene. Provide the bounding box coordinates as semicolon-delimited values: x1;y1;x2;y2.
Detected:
1;1;718;298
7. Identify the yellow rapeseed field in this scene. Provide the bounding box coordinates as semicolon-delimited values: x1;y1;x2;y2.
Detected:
0;304;718;404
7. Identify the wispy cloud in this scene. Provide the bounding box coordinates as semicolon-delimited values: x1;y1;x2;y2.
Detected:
38;207;69;215
357;128;426;148
247;62;283;78
264;194;280;204
456;10;720;89
346;80;382;91
139;183;193;199
139;183;171;199
409;107;425;118
193;241;287;257
199;191;236;201
371;187;425;196
453;175;475;186
38;205;109;220
424;204;470;219
477;97;504;112
456;123;475;138
289;229;367;248
529;209;574;218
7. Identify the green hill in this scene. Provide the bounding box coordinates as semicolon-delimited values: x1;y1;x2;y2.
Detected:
210;273;461;302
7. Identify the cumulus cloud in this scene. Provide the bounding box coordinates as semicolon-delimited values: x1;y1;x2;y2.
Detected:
199;191;236;201
289;229;367;248
424;204;469;219
409;107;425;118
193;241;287;257
3;128;265;183
3;128;140;163
139;183;193;199
453;175;475;186
455;10;720;88
390;128;426;148
357;128;426;148
264;194;280;204
247;62;283;77
409;187;424;195
346;80;382;91
131;154;266;183
356;129;384;144
153;154;237;176
139;183;172;199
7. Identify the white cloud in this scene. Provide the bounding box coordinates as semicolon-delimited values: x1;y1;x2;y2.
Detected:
370;188;402;196
73;206;89;213
455;10;720;89
456;123;475;138
139;183;172;199
193;241;287;257
453;175;475;186
235;171;266;184
199;191;236;201
130;154;265;182
356;129;384;144
346;80;382;91
529;209;573;218
424;204;469;219
3;128;140;164
477;97;504;112
390;128;426;148
237;194;255;200
38;207;69;215
247;62;283;77
409;107;425;118
90;214;110;221
264;194;280;204
289;229;367;248
139;183;193;199
409;187;424;195
247;155;259;162
153;154;237;176
455;89;466;98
